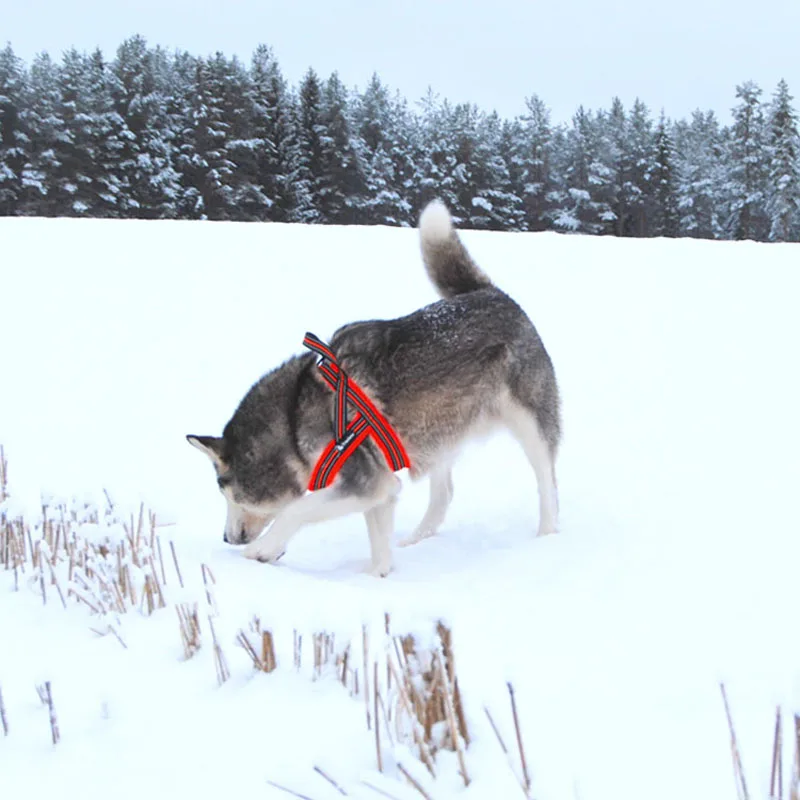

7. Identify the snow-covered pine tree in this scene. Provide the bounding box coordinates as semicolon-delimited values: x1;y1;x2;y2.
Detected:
416;89;462;219
551;106;614;234
18;53;65;215
287;69;324;223
247;45;293;221
216;53;273;221
82;49;125;217
111;36;180;218
317;72;366;224
725;81;769;241
765;79;799;242
52;49;97;215
497;117;529;230
674;110;725;238
162;50;201;218
383;90;419;225
0;44;28;215
178;52;251;220
651;112;679;237
350;73;412;226
626;99;655;236
518;94;555;231
468;110;524;230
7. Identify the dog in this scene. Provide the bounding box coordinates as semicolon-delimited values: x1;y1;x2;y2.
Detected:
188;199;561;577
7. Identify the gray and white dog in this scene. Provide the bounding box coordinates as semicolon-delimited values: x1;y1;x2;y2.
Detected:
188;200;561;576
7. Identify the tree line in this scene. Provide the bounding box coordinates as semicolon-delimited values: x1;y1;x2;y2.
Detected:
1;37;798;241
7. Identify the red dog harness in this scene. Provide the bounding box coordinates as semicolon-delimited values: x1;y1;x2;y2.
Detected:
303;332;411;490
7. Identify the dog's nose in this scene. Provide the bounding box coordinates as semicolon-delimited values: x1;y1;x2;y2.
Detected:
223;531;230;543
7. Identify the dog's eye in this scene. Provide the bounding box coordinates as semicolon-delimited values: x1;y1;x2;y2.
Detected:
217;475;232;490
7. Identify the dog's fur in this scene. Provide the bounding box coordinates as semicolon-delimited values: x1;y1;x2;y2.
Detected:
188;200;561;577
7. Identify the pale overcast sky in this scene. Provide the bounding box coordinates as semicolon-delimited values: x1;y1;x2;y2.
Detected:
5;0;799;123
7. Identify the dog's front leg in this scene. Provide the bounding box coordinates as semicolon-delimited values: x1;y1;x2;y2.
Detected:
243;482;394;565
364;493;398;577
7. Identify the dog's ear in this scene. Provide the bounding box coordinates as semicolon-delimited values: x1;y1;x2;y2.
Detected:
186;435;225;466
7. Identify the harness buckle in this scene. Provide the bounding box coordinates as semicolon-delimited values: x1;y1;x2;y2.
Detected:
335;430;356;452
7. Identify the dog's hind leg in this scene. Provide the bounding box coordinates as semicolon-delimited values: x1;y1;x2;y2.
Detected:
398;463;454;548
504;403;559;536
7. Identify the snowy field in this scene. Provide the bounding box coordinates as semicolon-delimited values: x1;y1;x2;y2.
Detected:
1;216;799;800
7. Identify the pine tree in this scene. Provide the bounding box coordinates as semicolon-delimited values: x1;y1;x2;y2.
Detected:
52;48;97;215
518;94;555;230
111;36;180;218
248;45;293;221
626;99;655;236
552;106;613;234
469;110;524;230
19;52;64;214
317;72;365;224
765;79;799;241
287;69;324;223
80;49;125;217
725;81;769;240
674;110;725;238
0;44;28;215
651;112;679;236
351;73;412;226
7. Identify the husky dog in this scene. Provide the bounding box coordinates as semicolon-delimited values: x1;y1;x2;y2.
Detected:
188;200;561;577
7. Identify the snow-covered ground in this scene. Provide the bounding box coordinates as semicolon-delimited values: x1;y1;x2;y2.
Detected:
1;217;799;799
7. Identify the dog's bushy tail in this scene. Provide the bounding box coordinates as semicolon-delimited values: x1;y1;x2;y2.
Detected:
419;199;493;298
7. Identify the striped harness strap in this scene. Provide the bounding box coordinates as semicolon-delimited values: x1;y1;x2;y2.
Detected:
303;332;411;491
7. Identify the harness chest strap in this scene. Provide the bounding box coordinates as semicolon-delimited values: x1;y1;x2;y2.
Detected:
303;332;411;490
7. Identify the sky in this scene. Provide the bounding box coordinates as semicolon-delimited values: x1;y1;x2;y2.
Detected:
4;0;800;124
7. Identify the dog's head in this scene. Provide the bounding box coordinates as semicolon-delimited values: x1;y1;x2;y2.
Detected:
186;432;304;545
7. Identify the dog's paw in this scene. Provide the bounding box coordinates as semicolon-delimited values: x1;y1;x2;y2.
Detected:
365;560;393;578
536;525;558;537
243;538;286;564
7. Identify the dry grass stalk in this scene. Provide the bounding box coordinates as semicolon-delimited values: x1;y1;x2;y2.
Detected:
313;765;348;795
508;682;531;797
208;615;230;685
436;651;469;786
236;629;263;669
170;540;184;588
437;622;469;745
156;536;167;586
385;613;392;691
363;625;371;731
484;706;508;754
772;705;783;800
39;681;60;745
294;629;302;671
360;782;402;800
177;602;201;660
236;621;277;673
374;661;383;772
201;563;218;614
265;778;316;800
262;630;277;672
386;657;437;777
720;682;750;800
0;684;8;736
0;444;8;502
396;764;433;800
388;625;469;769
792;714;800;800
337;645;350;688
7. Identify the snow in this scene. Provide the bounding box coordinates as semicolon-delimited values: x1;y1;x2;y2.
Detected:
1;217;800;799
